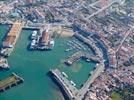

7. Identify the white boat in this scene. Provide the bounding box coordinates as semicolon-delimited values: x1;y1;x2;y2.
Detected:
62;72;68;78
31;31;38;40
70;81;76;87
30;39;37;49
50;40;55;48
0;57;9;69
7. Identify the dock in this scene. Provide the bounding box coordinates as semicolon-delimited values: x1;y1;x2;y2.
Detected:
78;63;105;99
50;63;105;100
50;69;79;100
1;20;24;57
74;33;103;58
0;73;24;93
65;51;100;65
38;30;54;50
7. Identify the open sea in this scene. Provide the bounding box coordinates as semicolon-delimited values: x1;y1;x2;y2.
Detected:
0;25;96;100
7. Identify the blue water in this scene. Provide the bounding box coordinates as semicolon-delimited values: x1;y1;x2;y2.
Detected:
0;25;96;100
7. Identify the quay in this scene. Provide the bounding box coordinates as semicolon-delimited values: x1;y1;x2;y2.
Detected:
50;69;79;100
29;29;55;50
78;63;105;99
0;73;24;93
65;51;100;65
50;62;105;100
37;29;54;50
74;33;103;58
1;20;24;57
22;27;40;30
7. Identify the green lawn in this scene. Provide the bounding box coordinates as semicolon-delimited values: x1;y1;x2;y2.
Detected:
111;92;123;100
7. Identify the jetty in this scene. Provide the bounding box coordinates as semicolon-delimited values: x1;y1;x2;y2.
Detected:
1;20;24;57
0;73;24;93
65;51;100;65
50;62;105;100
78;63;105;99
50;69;79;100
38;30;54;50
29;28;55;50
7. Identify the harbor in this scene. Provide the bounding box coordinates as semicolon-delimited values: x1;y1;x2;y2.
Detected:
0;21;105;100
0;22;105;100
0;0;133;100
0;73;24;93
0;25;96;100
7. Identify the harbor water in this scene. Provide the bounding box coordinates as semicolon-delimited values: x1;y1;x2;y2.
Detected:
0;25;96;100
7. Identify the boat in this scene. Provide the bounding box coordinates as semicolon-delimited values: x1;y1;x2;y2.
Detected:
65;48;72;52
0;48;12;57
30;39;37;49
0;57;9;69
31;31;38;40
86;59;90;62
49;40;55;49
70;81;76;87
62;72;68;78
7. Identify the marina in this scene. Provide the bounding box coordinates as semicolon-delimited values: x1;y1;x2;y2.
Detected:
0;25;96;100
0;0;133;100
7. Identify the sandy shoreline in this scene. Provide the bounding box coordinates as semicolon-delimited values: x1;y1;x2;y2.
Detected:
52;26;74;37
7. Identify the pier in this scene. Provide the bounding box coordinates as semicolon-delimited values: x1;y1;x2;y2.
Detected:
78;63;105;99
38;30;54;50
50;69;79;100
65;51;100;65
1;20;24;56
50;62;105;100
0;73;24;93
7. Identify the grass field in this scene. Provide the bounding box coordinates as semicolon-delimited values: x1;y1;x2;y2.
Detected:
111;92;123;100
